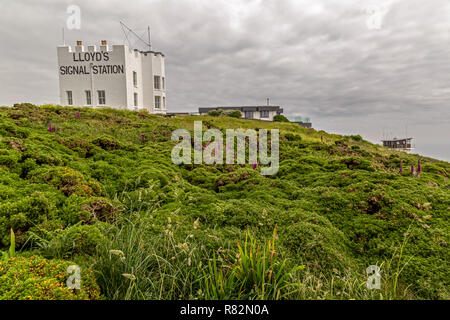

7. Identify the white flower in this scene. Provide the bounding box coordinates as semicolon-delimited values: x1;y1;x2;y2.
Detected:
122;273;136;281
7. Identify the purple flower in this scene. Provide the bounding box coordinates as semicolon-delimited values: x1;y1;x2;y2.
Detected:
253;162;258;169
48;121;52;133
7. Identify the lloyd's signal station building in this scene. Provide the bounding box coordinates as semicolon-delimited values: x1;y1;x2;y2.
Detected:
57;40;166;113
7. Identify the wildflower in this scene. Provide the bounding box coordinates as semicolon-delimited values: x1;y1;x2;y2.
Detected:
121;273;136;281
109;249;125;262
193;217;200;230
48;121;52;133
253;162;258;169
417;159;422;173
109;249;125;256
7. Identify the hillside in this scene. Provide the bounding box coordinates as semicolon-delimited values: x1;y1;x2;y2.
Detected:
0;103;448;300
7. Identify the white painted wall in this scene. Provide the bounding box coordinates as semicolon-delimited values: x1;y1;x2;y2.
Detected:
57;42;166;113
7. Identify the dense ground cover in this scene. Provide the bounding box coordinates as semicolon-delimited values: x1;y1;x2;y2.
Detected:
0;103;448;300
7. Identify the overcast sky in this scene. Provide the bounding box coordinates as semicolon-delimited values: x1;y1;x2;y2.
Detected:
0;0;449;160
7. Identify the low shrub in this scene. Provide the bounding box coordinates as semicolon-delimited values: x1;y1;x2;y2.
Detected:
284;133;302;141
225;110;242;118
29;223;106;258
0;256;101;300
273;115;289;122
208;110;223;117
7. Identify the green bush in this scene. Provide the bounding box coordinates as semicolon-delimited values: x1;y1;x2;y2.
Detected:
284;133;302;141
225;110;242;118
0;256;101;300
273;115;289;122
208;110;223;117
31;167;101;197
349;135;363;142
30;223;107;258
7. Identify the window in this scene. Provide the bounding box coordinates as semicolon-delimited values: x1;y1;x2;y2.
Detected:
98;90;105;105
66;91;73;105
155;96;161;109
162;77;165;90
133;71;137;87
85;90;91;105
134;93;138;107
260;110;269;118
244;111;254;119
154;76;161;90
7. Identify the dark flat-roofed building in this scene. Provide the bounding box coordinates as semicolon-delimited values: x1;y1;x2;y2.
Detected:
382;137;413;151
199;106;283;121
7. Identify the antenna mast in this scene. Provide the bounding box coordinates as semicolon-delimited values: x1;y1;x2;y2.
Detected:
147;26;151;51
120;21;152;51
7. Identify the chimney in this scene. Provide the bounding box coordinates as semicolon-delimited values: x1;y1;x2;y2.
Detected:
75;40;84;53
100;40;109;52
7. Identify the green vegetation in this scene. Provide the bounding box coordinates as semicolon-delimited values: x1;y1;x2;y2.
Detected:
208;110;223;117
0;103;448;300
207;109;242;118
226;110;242;118
0;256;100;300
273;115;289;122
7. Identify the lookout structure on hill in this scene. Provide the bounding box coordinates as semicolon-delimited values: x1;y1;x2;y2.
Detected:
57;36;166;113
381;137;413;151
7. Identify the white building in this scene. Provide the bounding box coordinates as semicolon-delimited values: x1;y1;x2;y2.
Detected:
57;40;166;113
